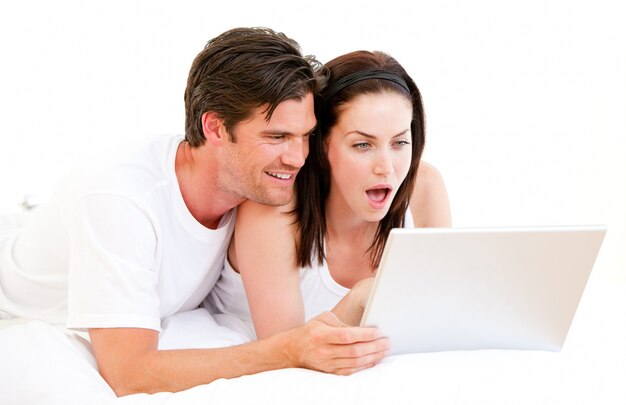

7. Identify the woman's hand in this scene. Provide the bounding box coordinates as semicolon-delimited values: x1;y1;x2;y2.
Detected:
331;277;375;326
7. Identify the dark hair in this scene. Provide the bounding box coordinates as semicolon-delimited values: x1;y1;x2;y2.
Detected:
295;50;425;269
184;27;319;145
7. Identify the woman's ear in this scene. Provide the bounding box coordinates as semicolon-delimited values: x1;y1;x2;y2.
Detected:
202;112;227;146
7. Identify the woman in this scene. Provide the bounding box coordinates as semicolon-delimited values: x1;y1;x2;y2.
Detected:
206;50;451;340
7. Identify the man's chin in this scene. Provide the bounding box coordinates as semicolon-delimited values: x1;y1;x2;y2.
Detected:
248;191;293;207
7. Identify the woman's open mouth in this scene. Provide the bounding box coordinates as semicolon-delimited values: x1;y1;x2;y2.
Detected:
365;186;392;209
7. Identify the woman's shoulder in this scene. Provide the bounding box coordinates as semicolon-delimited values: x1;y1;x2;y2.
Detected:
236;197;297;231
409;161;452;227
229;197;299;272
415;161;444;187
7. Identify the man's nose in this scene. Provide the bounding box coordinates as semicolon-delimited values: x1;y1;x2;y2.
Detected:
282;137;308;168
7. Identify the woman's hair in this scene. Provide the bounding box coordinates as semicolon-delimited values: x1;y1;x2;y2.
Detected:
294;50;425;269
184;27;319;146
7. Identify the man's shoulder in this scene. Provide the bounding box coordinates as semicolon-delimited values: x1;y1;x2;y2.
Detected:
55;135;184;207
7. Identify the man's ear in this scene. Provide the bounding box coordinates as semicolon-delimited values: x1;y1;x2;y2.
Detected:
202;112;227;146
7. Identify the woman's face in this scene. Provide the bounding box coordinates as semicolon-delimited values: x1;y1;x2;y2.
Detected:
326;91;413;222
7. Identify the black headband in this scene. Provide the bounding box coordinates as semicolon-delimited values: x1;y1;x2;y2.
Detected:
323;69;411;101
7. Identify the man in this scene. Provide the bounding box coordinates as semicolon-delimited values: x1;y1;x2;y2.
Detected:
0;27;389;396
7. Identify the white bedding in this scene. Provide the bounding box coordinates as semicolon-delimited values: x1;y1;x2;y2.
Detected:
1;276;625;405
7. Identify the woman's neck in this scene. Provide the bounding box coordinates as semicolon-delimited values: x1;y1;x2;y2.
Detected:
324;191;378;245
324;200;378;287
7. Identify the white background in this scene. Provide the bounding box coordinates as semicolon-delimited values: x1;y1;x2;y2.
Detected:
0;0;624;280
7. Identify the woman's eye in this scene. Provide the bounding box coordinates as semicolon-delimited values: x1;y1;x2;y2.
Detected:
353;142;371;149
394;140;411;147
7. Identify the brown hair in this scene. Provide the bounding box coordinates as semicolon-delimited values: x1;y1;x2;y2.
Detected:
184;27;319;145
295;50;425;269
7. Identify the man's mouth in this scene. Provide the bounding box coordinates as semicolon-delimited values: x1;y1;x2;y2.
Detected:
266;171;293;180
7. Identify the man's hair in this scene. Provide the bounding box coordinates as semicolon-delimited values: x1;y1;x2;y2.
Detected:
294;50;426;269
184;27;319;145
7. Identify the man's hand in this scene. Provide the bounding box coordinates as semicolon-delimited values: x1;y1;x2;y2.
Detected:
283;310;390;375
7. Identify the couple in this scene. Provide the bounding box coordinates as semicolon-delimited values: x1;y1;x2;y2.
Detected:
0;27;450;396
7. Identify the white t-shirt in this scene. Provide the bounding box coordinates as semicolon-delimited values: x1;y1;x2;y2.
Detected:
205;211;414;340
0;135;234;331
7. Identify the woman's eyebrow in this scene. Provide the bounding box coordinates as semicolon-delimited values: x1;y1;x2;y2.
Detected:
345;129;410;138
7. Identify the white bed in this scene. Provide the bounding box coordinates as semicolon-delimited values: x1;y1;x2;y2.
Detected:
1;275;625;405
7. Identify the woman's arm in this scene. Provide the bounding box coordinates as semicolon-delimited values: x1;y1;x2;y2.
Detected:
233;199;305;339
331;278;374;326
409;161;452;227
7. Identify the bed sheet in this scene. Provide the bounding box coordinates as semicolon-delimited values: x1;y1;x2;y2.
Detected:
1;277;625;405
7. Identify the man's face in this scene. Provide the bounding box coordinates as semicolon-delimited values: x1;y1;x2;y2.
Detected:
221;92;316;206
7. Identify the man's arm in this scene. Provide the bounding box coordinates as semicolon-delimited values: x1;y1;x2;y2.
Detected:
90;311;389;396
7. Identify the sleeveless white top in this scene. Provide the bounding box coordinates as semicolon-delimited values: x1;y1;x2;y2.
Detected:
204;210;414;339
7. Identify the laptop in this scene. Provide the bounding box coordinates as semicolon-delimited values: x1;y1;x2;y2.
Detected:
360;225;606;354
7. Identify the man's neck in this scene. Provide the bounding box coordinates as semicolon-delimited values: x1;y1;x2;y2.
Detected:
175;141;244;229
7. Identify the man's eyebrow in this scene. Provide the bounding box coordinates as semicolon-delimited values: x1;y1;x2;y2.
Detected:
346;129;410;138
260;130;291;135
305;124;317;135
261;124;317;136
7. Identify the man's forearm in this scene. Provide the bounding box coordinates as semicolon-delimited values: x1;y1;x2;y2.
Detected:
91;327;297;396
91;314;388;396
121;338;294;395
